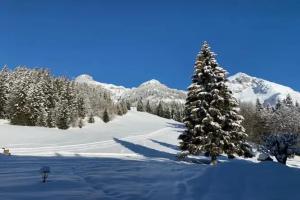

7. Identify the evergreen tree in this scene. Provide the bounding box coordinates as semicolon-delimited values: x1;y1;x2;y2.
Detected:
164;108;171;119
146;100;152;113
255;98;263;111
56;99;70;129
117;105;124;115
275;99;282;110
88;113;95;123
126;101;131;110
103;109;110;123
0;66;9;119
137;99;144;112
78;118;84;128
283;94;293;107
7;67;34;125
77;97;86;119
174;110;182;122
156;101;164;117
178;42;247;164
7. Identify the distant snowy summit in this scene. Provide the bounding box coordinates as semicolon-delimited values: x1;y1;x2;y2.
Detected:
228;72;300;105
75;73;300;106
75;74;186;103
75;74;130;99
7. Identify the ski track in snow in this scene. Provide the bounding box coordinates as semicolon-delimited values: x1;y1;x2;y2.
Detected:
1;110;300;200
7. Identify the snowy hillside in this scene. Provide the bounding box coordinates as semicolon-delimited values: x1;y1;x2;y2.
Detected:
228;72;300;105
1;109;300;200
76;73;300;106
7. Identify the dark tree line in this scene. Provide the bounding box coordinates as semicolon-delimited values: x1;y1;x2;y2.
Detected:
137;99;184;122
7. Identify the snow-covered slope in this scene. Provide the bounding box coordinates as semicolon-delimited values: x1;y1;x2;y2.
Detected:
1;109;300;200
0;109;181;156
228;72;300;105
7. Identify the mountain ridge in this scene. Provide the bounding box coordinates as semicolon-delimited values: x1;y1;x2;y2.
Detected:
75;73;300;106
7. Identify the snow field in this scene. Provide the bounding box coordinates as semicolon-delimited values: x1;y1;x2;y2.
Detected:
0;110;300;200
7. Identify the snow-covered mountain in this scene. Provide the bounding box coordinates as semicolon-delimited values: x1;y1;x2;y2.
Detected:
75;74;130;99
75;73;300;106
75;74;186;103
228;72;300;105
121;79;186;104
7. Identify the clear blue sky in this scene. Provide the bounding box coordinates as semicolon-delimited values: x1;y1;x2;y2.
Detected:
0;0;300;90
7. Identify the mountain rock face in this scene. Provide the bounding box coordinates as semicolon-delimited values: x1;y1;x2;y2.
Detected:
75;73;300;106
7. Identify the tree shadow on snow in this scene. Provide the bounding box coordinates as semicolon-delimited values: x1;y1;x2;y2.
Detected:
113;138;176;160
166;122;185;130
150;139;179;151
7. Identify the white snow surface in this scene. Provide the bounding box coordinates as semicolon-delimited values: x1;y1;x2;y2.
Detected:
75;73;300;106
1;109;300;200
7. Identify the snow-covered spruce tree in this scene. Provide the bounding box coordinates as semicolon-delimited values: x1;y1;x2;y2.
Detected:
137;99;144;112
77;96;86;119
156;101;164;117
126;101;131;110
6;67;34;125
266;96;300;135
102;109;110;123
54;77;73;129
178;42;247;164
0;66;9;119
283;94;293;108
146;100;152;113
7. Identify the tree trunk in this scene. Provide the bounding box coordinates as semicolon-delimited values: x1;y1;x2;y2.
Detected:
275;155;287;165
211;155;217;165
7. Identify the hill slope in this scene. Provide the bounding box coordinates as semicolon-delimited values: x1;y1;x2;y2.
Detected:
0;109;300;200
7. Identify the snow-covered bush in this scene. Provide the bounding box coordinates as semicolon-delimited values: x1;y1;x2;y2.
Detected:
264;133;298;165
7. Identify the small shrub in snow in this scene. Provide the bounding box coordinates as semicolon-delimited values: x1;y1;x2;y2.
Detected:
78;118;84;128
40;166;50;183
88;114;95;123
264;133;298;165
257;152;273;162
